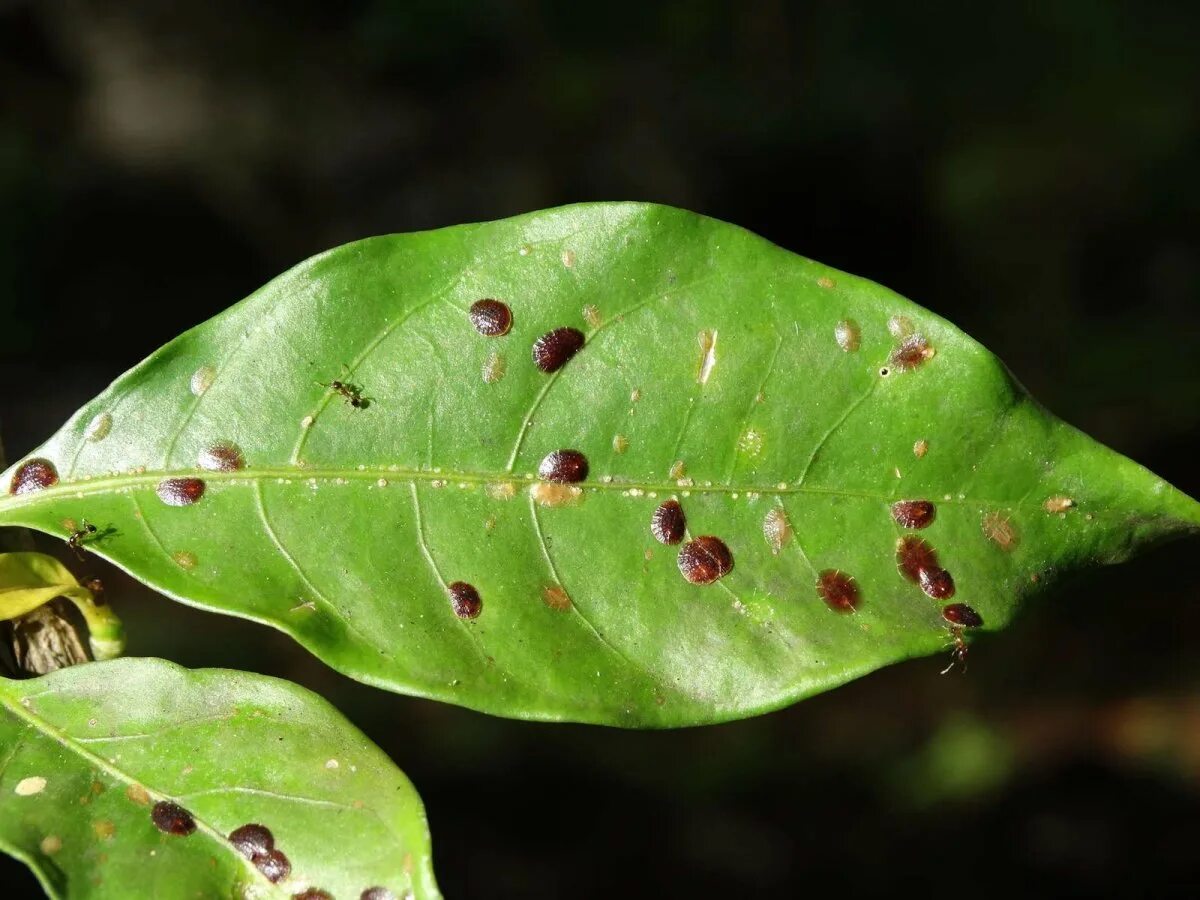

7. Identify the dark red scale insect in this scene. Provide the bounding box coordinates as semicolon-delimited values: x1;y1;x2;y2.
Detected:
532;327;585;372
896;536;939;583
816;569;861;613
677;536;734;585
229;823;275;860
889;334;934;371
255;849;292;883
151;801;196;836
156;477;206;507
919;567;956;600
9;458;58;495
890;499;936;529
650;499;686;545
469;299;513;336
538;449;589;483
198;441;245;472
942;603;983;628
448;581;483;619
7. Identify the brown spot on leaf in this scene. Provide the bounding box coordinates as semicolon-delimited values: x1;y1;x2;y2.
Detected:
891;499;936;529
173;551;198;570
538;449;589;483
982;511;1019;551
678;536;734;584
542;585;571;611
1044;496;1075;514
156;478;206;506
651;499;686;545
816;569;861;612
9;458;58;495
532;327;585;372
530;483;582;507
889;334;935;371
151;800;196;835
762;507;792;555
229;823;274;860
482;349;506;384
469;299;513;336
896;536;939;583
197;441;244;472
919;567;956;600
887;315;915;338
942;603;983;628
834;319;860;352
448;581;482;619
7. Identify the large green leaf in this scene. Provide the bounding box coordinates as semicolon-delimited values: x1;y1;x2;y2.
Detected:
0;658;438;899
0;203;1196;726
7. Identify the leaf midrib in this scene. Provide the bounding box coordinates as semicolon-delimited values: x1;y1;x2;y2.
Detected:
0;685;282;897
0;464;1039;513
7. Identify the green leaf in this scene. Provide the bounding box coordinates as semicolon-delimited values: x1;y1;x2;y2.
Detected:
0;203;1196;726
0;658;439;899
0;553;124;661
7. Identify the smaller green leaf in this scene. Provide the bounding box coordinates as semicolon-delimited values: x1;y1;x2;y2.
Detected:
0;553;124;661
0;658;440;900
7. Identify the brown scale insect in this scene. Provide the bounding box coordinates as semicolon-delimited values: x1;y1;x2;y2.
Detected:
650;499;686;545
156;477;206;507
360;887;397;900
448;581;483;619
293;890;334;900
918;566;956;600
150;801;196;836
9;458;58;495
255;849;292;883
895;536;939;583
317;366;371;409
198;441;245;472
469;299;514;336
67;520;98;560
816;569;861;613
532;327;585;373
538;449;589;483
229;823;274;860
891;499;936;529
889;334;935;371
677;536;734;585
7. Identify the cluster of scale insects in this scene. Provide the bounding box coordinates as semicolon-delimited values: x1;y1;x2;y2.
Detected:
45;293;993;676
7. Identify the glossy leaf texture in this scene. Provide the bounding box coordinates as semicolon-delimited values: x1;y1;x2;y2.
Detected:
1;203;1197;726
0;658;438;900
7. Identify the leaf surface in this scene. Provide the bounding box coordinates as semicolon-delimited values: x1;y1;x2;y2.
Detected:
0;203;1196;725
0;658;438;899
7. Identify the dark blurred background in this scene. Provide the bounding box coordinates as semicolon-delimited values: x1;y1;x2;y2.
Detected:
2;1;1199;896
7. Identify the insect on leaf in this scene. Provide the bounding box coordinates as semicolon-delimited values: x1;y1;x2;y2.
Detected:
0;658;439;899
0;203;1197;726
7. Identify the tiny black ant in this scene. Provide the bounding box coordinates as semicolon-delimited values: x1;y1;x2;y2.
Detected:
940;628;969;675
67;520;98;560
317;366;371;409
